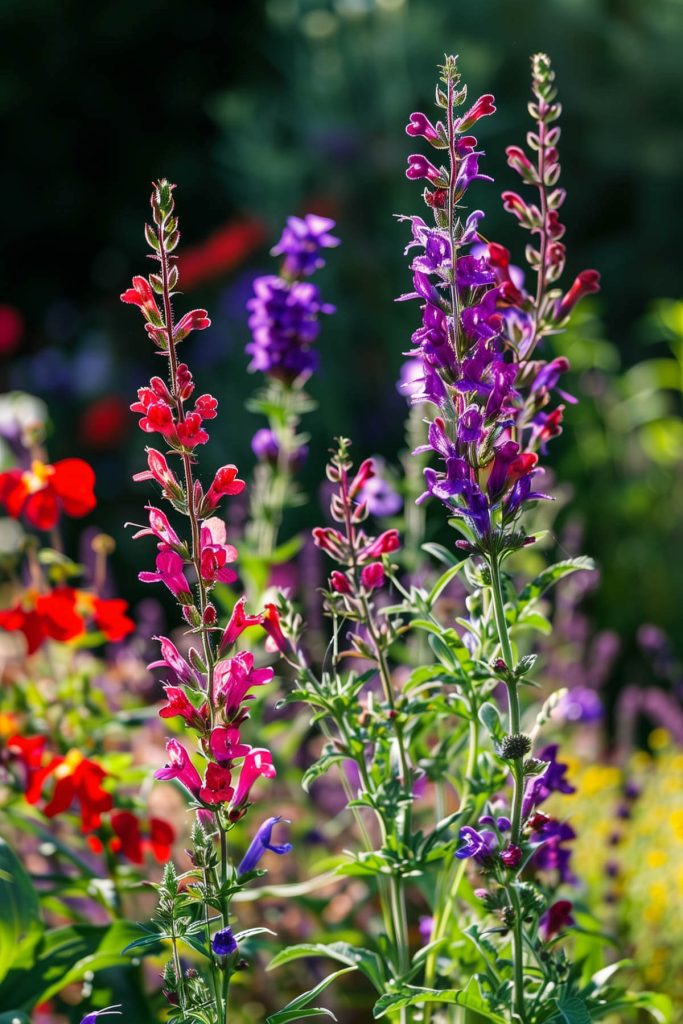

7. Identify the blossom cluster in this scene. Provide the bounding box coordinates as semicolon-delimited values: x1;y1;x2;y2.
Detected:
401;54;600;547
4;729;174;864
246;213;339;381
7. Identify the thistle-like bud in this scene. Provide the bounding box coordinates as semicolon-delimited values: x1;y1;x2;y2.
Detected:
500;733;532;760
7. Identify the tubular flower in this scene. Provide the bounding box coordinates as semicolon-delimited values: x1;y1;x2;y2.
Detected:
154;739;203;799
238;816;292;875
232;749;277;810
0;457;96;530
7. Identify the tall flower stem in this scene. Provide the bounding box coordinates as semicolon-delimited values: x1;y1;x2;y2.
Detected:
488;552;526;1021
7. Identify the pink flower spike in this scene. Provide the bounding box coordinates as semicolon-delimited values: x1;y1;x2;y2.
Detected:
210;726;251;763
361;562;384;591
232;748;276;808
405;111;440;144
131;505;183;550
154;739;202;797
149;635;203;688
173;309;211;343
139;550;192;601
199;762;234;805
219;597;264;653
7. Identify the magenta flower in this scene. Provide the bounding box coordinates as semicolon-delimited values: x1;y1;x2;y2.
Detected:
154;739;202;798
209;725;251;763
405;111;441;144
199;517;238;585
148;635;203;689
133;447;182;497
139;550;192;601
232;748;277;808
131;505;183;550
213;651;274;719
361;562;384;591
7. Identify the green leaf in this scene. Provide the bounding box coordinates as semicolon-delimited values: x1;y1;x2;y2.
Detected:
422;542;460;568
0;839;42;984
269;941;385;992
427;561;466;607
518;557;595;611
0;1014;30;1024
478;702;504;741
0;920;153;1012
547;997;592;1024
372;980;507;1021
266;966;356;1023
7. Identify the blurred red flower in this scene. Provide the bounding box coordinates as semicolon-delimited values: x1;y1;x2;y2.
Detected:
0;457;96;530
177;218;267;290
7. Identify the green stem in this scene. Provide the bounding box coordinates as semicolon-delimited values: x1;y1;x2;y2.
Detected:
488;553;526;1020
219;823;231;1023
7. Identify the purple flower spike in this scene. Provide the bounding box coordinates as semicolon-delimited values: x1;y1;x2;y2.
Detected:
238;815;293;875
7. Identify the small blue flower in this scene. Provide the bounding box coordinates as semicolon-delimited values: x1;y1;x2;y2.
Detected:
212;926;238;957
238;816;292;876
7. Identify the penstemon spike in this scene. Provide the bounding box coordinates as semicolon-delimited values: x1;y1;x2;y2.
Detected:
119;180;291;1023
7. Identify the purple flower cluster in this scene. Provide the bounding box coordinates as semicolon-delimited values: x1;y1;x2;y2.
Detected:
246;214;339;382
400;55;599;547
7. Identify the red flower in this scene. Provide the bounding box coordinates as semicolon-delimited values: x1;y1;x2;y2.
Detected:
0;587;85;654
91;597;135;642
110;810;175;864
79;396;129;449
110;810;144;863
42;750;113;832
0;458;96;530
6;734;61;803
149;817;175;862
176;219;267;290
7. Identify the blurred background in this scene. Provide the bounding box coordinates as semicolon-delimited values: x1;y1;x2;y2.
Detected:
2;2;683;1018
1;0;682;735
